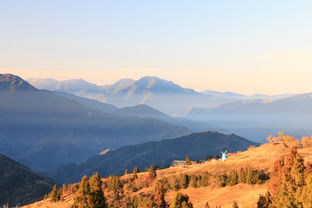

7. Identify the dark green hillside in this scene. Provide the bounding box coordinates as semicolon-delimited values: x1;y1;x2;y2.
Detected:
0;154;54;206
47;131;258;184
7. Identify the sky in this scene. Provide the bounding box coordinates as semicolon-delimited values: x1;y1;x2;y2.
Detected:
1;0;312;95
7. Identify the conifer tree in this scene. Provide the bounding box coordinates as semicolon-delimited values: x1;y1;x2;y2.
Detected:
237;168;247;183
169;192;193;208
133;166;139;178
89;173;107;208
204;202;211;208
189;175;198;188
62;184;67;194
232;200;239;208
149;164;157;179
185;155;192;166
264;148;306;208
179;174;189;189
257;192;273;208
124;168;129;175
154;181;167;208
72;175;91;208
108;175;123;199
299;174;312;208
50;184;61;202
227;170;238;186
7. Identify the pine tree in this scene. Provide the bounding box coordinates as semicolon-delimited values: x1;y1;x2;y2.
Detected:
264;148;306;208
62;184;67;194
204;202;211;208
108;175;123;199
189;175;198;188
169;192;193;208
61;184;68;200
89;173;107;208
237;168;247;183
232;200;239;208
72;175;91;208
149;164;157;179
257;192;273;208
50;184;61;202
306;162;312;174
154;181;167;208
185;155;192;166
227;170;238;186
124;168;129;175
299;174;312;208
133;166;139;178
179;174;189;189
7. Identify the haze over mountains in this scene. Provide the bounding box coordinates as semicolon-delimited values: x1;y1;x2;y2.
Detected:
46;131;258;184
0;74;190;172
183;93;312;140
29;76;292;115
112;104;214;131
28;76;312;141
2;73;312;207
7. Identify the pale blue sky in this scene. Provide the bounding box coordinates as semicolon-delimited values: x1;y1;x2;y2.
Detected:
1;0;312;94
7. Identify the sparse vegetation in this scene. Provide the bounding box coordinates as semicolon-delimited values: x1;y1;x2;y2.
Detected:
22;134;312;208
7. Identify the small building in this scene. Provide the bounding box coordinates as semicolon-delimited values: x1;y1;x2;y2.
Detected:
171;160;186;166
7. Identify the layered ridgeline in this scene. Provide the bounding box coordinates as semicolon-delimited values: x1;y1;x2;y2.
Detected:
112;104;215;131
46;131;258;184
0;153;54;206
0;74;190;172
28;76;309;142
55;91;118;113
28;76;264;115
183;94;312;141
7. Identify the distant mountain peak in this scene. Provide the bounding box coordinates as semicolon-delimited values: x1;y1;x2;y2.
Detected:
28;77;99;92
0;74;36;91
137;76;175;85
113;104;169;119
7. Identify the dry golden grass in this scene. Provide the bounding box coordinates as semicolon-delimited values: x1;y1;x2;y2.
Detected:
166;183;267;208
22;143;312;208
23;194;74;208
157;143;290;178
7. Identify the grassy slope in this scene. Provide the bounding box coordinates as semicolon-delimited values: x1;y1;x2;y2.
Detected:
23;143;312;208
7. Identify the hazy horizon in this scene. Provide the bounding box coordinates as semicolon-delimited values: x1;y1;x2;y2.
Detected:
1;0;312;95
1;72;309;96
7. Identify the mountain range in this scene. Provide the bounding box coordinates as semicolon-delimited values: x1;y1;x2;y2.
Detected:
183;94;312;140
0;153;54;206
28;76;291;115
27;76;312;141
112;104;215;131
0;74;190;172
46;131;258;184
